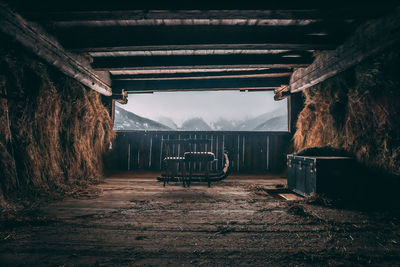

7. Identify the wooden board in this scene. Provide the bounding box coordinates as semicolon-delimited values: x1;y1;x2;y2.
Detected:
278;193;304;201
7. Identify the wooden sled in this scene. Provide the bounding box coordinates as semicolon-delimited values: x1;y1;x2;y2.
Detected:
157;152;230;185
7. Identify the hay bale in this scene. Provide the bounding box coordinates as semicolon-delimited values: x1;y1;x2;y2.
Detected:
0;38;115;203
296;146;352;157
294;49;400;176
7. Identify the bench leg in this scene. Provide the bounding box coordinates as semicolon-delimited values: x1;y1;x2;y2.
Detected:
163;163;168;187
188;162;193;187
164;161;173;187
206;161;211;187
182;167;186;188
182;162;187;187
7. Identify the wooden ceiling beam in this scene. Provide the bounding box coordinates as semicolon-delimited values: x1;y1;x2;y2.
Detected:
109;67;284;75
104;64;308;72
50;25;348;50
285;6;400;95
111;69;292;80
88;49;296;57
92;53;312;70
0;3;112;96
21;9;385;22
71;43;337;53
36;19;324;27
8;0;397;13
112;76;288;92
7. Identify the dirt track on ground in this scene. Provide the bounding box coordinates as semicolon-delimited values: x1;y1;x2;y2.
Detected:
1;172;400;266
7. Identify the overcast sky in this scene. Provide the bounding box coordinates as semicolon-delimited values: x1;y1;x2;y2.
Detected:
118;90;287;126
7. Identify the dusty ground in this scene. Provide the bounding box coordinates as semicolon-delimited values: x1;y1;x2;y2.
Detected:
1;171;400;266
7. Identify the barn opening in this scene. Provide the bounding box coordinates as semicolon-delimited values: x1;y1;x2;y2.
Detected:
1;0;400;265
114;91;288;132
110;91;289;175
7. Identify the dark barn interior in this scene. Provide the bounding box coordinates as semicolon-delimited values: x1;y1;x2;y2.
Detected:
1;0;400;265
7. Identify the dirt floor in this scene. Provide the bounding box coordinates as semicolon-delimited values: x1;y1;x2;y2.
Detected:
1;172;400;266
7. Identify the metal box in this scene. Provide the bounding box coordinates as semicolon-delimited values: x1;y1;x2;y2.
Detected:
287;155;355;197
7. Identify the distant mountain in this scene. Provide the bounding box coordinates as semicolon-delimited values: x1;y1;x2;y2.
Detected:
211;118;240;131
253;115;288;131
157;116;178;130
113;105;287;131
113;105;171;131
237;108;287;131
181;117;212;131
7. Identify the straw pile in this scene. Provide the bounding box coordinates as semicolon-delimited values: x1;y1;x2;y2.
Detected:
293;49;400;176
0;39;114;203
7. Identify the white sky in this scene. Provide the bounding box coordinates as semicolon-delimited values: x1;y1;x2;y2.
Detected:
118;90;287;127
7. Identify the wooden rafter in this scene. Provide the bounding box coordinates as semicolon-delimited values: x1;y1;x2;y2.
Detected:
92;53;312;70
275;6;400;99
22;9;392;22
113;76;288;92
111;69;292;80
48;25;349;50
0;3;112;96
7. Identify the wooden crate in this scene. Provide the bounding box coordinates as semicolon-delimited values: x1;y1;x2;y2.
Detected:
287;155;355;197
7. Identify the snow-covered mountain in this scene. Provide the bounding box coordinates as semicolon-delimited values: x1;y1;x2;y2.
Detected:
211;118;240;131
113;106;287;131
113;106;171;131
180;117;212;131
253;115;288;131
157;116;178;130
236;108;287;131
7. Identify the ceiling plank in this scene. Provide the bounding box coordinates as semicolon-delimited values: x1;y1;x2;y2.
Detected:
112;76;288;92
5;0;399;12
88;49;295;57
21;9;384;22
0;3;112;96
41;19;324;27
92;54;313;70
50;25;348;50
111;69;292;80
72;43;337;53
109;67;284;75
104;64;308;71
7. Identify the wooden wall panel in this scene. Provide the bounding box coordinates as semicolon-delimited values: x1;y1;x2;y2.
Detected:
106;131;290;173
